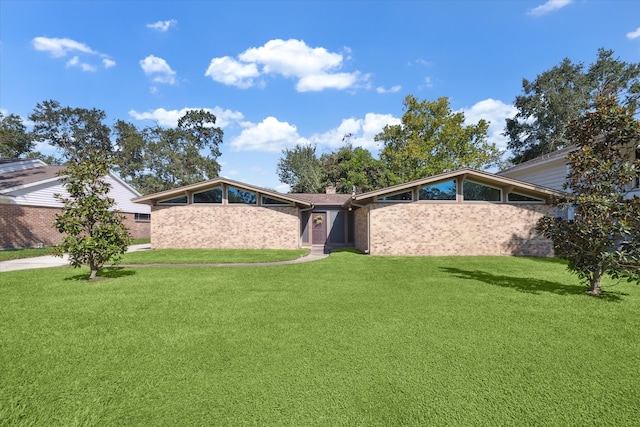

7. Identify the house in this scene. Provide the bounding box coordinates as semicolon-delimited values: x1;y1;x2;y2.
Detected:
499;144;640;198
133;169;562;257
0;159;150;249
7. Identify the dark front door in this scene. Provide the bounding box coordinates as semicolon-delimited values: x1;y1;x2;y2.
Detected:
311;212;327;245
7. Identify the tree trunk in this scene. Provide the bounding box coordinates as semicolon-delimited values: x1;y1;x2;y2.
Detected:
587;272;602;296
89;262;98;280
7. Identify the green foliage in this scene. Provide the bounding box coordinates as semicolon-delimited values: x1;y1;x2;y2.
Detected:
377;95;500;184
0;112;35;158
277;144;325;193
113;110;223;194
30;100;114;160
506;48;640;163
320;144;391;193
53;150;131;280
120;248;308;264
537;95;640;295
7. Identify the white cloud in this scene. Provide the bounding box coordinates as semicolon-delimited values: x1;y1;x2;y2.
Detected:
204;56;260;89
32;36;96;57
128;107;244;128
461;98;517;151
66;55;97;72
147;19;177;32
527;0;572;16
376;85;402;94
230;117;309;152
32;36;114;71
627;27;640;40
139;55;177;84
205;38;365;92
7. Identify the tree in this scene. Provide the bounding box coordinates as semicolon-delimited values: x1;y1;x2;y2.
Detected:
0;112;35;158
376;95;499;184
277;144;324;193
320;144;391;193
30;100;114;160
113;110;223;194
53;149;131;280
506;48;640;163
536;95;640;296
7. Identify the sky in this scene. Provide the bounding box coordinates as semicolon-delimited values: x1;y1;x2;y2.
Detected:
1;0;639;192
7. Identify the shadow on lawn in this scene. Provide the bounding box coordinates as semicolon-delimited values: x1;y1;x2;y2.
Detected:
64;267;136;281
439;267;625;302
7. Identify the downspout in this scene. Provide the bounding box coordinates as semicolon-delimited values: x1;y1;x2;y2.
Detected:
350;198;370;254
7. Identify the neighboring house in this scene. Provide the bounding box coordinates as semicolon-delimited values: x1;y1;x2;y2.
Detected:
133;169;562;257
499;143;640;199
0;159;150;249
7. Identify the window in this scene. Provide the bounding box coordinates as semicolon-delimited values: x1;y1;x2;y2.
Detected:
377;190;413;201
508;192;544;203
463;181;501;202
261;195;290;205
419;180;457;201
228;186;257;204
134;213;151;222
158;195;188;204
193;187;222;203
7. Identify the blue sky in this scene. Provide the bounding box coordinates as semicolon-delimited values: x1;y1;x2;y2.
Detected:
1;0;639;192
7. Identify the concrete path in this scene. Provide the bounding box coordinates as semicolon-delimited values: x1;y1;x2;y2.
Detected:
0;245;329;272
0;244;151;273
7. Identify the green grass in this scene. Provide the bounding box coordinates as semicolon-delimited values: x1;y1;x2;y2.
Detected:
0;238;150;262
0;246;56;261
1;253;639;426
119;248;309;264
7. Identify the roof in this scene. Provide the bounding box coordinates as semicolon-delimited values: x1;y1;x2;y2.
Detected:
498;145;577;176
0;165;65;193
352;168;564;202
291;193;352;207
132;177;314;207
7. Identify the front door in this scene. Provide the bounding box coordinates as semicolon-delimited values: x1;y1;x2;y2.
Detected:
311;212;327;245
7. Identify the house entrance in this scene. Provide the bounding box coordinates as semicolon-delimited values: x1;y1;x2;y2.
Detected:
311;212;327;245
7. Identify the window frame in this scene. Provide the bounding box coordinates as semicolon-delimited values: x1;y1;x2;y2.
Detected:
192;186;223;204
227;185;257;205
157;194;188;205
376;189;414;202
134;213;151;222
417;179;458;202
462;180;502;202
507;192;545;204
261;195;293;206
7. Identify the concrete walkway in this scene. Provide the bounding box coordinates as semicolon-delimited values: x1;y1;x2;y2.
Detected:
0;245;329;272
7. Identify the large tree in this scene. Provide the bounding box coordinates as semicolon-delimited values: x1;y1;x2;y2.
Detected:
277;144;325;193
0;112;35;158
376;95;499;184
30;100;114;160
506;48;640;163
536;95;640;296
320;144;391;193
54;149;131;280
113;110;223;194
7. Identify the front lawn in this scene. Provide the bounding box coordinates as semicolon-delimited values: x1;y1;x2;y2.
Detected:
119;248;309;264
1;253;638;426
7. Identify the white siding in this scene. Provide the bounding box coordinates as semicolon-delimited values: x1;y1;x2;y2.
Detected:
5;174;149;214
501;159;568;191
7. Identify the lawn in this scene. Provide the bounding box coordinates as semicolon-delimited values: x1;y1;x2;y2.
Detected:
0;238;151;262
1;252;639;426
119;248;309;264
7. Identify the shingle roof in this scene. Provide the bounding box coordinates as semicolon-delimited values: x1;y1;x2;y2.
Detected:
0;165;65;192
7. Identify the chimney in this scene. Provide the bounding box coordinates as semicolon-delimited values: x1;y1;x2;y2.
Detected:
325;185;336;194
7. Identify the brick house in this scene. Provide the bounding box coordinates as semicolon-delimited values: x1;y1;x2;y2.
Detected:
133;169;562;256
0;159;150;249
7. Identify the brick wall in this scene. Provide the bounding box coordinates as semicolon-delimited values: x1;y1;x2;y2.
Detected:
150;204;300;249
368;203;554;256
353;206;369;253
0;205;150;249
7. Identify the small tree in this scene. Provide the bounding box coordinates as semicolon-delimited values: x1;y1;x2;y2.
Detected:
277;144;324;193
54;150;131;280
537;95;640;295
